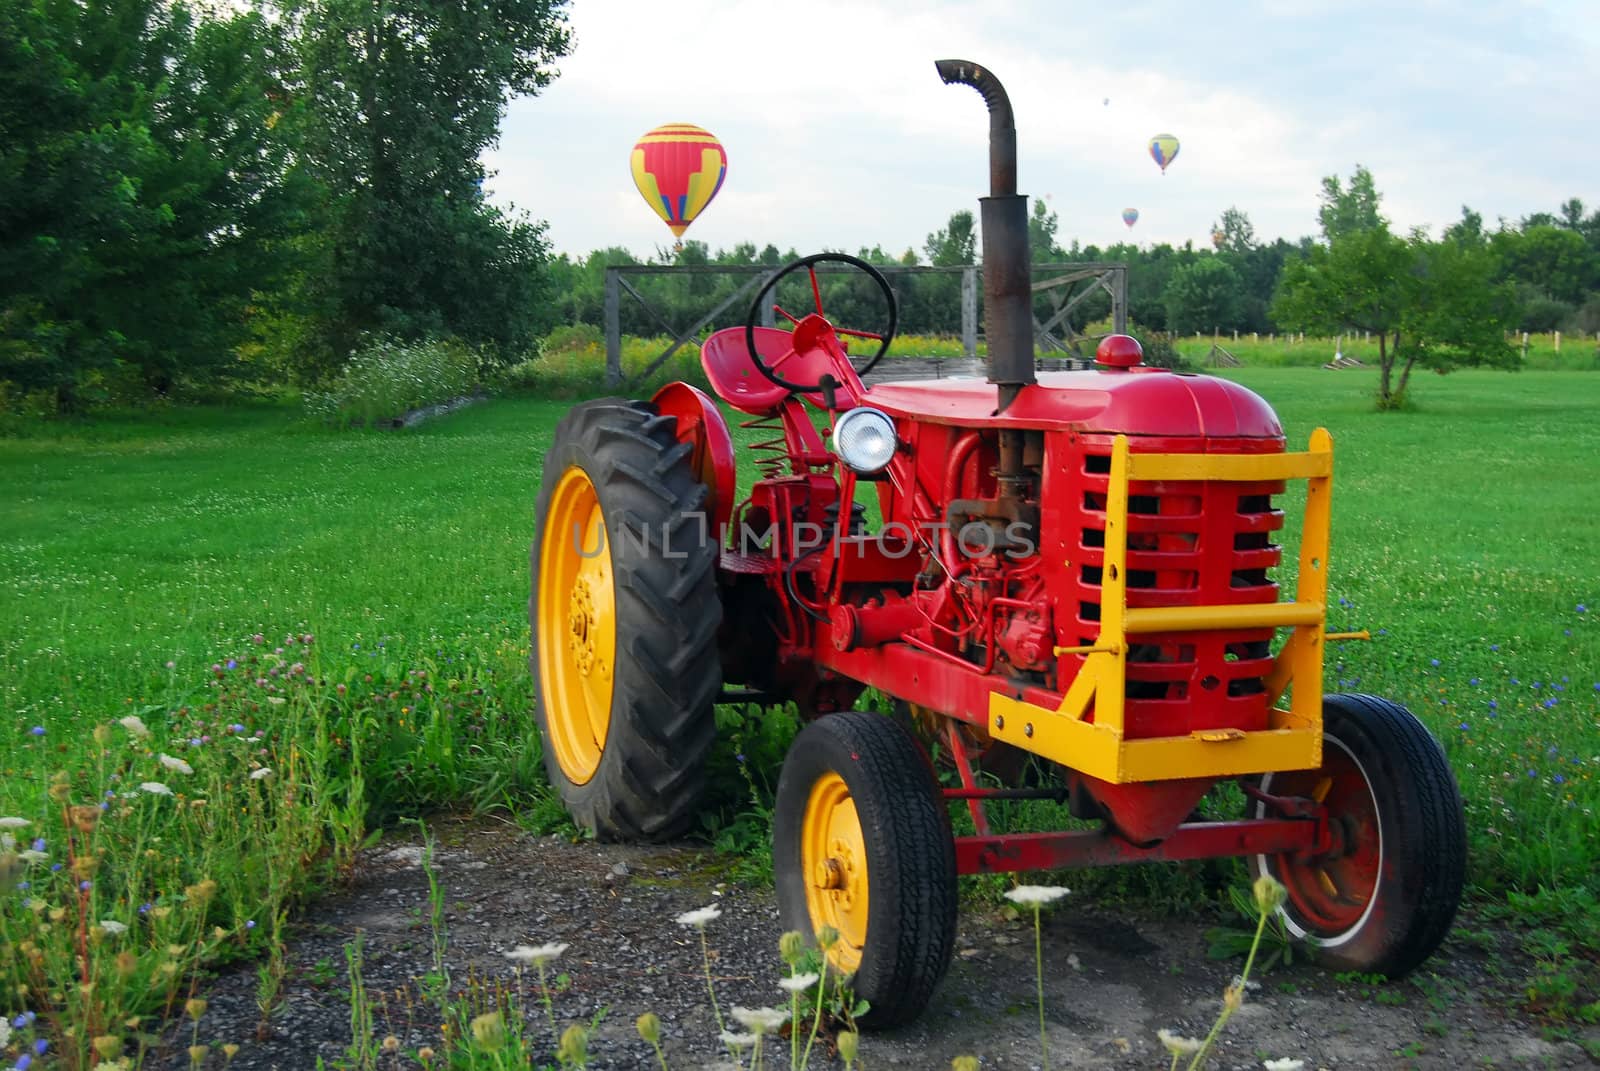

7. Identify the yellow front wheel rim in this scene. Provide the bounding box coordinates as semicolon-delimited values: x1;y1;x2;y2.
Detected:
536;467;616;784
801;772;868;973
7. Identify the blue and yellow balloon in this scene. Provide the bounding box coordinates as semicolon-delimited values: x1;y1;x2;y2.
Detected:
1121;208;1139;229
1148;133;1180;175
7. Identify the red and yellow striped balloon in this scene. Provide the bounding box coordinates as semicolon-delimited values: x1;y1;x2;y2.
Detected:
630;123;728;239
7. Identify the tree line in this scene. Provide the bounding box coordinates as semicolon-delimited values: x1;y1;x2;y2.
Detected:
3;0;1596;413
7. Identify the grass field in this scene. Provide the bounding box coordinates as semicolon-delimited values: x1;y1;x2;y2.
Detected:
2;367;1598;1058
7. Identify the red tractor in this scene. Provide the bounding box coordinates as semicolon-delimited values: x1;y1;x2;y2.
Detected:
531;60;1466;1026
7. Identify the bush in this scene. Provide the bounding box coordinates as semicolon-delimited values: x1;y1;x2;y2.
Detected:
307;336;481;427
1516;285;1576;333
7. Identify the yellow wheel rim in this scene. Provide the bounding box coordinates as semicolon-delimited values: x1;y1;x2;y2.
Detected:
801;771;868;973
536;467;616;784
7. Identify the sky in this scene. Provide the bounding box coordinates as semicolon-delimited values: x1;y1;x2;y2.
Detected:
482;0;1599;262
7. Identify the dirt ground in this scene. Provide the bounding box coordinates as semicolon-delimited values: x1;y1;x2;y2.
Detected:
170;817;1596;1070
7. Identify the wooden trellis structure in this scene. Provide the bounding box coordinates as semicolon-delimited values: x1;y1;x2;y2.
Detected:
602;262;1128;388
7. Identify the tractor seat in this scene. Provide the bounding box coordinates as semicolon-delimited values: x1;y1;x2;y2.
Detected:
700;327;797;415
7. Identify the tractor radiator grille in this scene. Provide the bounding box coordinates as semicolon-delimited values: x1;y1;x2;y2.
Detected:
1072;441;1286;738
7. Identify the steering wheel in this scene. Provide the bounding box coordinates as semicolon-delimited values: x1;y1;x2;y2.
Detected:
744;253;899;394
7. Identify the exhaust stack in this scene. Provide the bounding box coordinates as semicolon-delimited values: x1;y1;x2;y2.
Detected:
935;60;1034;413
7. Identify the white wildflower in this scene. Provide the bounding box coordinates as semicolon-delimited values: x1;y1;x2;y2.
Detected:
20;850;49;864
141;782;174;796
0;1019;10;1046
266;696;286;707
731;1006;790;1034
1262;1060;1305;1071
717;1031;757;1049
778;972;820;993
675;905;722;927
98;920;129;935
0;817;30;829
119;715;150;738
505;942;568;965
1004;884;1070;906
158;754;194;775
249;768;274;780
1157;1028;1204;1056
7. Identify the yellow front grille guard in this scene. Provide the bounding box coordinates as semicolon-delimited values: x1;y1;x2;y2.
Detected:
988;428;1334;784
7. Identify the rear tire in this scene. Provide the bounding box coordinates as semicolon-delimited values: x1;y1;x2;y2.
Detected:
773;713;957;1028
1251;693;1465;977
529;399;721;840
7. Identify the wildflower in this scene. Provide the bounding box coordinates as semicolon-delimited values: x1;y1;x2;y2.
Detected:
718;1031;757;1049
98;920;129;935
119;716;150;738
185;998;208;1020
778;930;805;964
636;1012;661;1044
676;905;722;927
838;1031;860;1063
504;942;567;965
469;1012;505;1052
381;1036;400;1054
266;696;286;707
0;1020;9;1047
141;783;174;796
226;659;237;670
1263;1060;1305;1071
731;1006;790;1034
91;1035;122;1060
0;818;30;830
1004;884;1070;906
557;1025;589;1064
1253;874;1287;913
778;972;820;993
951;1058;978;1071
30;726;45;736
1158;1028;1204;1056
249;768;273;781
158;754;194;775
816;924;840;949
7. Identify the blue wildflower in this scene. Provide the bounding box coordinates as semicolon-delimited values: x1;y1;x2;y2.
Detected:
1528;769;1537;778
1543;698;1558;709
1554;774;1566;784
1490;644;1500;651
1430;658;1440;667
31;838;44;852
1459;722;1469;730
1469;678;1479;686
226;659;237;670
33;1039;46;1056
28;727;43;736
1578;604;1587;613
17;1054;33;1070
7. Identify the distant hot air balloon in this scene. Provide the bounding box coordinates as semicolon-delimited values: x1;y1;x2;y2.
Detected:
1121;208;1139;229
1211;229;1226;249
1103;97;1110;106
630;123;727;244
1148;133;1180;174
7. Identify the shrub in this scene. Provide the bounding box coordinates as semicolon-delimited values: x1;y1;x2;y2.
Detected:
306;336;480;427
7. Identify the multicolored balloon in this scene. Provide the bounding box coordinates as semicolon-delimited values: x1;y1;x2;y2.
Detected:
1211;229;1226;249
630;123;728;239
1121;208;1140;229
1148;133;1180;174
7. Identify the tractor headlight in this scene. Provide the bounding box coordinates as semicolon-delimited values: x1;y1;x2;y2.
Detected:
831;407;898;475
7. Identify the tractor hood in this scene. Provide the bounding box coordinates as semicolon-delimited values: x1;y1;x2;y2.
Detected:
863;370;1284;440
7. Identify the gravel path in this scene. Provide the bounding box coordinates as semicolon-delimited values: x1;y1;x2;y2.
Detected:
165;817;1594;1070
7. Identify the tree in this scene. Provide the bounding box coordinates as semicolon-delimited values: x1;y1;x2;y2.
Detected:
281;0;572;371
1273;222;1516;409
1028;200;1061;264
1211;206;1256;254
1164;258;1245;335
924;210;977;267
0;0;305;409
1318;165;1383;241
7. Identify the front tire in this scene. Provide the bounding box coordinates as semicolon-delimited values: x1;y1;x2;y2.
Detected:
773;713;957;1028
1251;693;1466;977
530;399;721;840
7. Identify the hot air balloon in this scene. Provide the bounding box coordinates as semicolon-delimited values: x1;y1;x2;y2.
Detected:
1211;229;1226;250
630;123;727;245
1121;208;1139;229
1148;133;1180;174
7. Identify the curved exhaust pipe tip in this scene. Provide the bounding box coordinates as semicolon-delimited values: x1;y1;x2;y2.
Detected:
934;60;1016;198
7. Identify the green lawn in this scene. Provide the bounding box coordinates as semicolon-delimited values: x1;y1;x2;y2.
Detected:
1;370;1597;1052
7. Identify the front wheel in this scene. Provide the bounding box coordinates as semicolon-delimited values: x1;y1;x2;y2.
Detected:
1251;693;1466;977
773;713;957;1028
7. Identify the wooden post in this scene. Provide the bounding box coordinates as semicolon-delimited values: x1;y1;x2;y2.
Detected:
961;266;978;360
1521;331;1529;360
604;268;622;387
1554;331;1561;352
1253;332;1258;343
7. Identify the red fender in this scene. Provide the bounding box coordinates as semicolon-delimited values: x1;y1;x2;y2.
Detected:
651;381;736;542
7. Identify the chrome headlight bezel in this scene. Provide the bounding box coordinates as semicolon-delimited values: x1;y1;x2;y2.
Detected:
830;406;898;475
